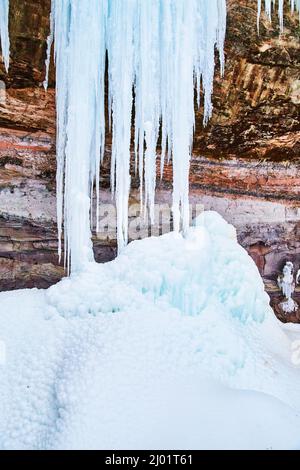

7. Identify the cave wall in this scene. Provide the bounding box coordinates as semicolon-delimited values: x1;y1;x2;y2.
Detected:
0;0;299;291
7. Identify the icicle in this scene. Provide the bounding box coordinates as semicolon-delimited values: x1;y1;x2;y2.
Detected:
290;0;300;13
0;0;9;72
43;5;54;91
217;0;227;78
131;0;227;235
257;0;262;31
168;0;196;233
290;0;300;16
50;0;107;273
107;0;135;252
134;0;160;222
258;0;300;31
265;0;273;20
279;0;284;30
159;0;173;179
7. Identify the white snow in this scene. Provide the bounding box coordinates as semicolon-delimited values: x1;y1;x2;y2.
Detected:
0;212;300;450
0;0;9;71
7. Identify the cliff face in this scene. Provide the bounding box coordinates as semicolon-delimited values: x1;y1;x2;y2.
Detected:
0;0;299;301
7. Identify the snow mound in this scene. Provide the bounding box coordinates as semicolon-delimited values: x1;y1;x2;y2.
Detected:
0;211;299;450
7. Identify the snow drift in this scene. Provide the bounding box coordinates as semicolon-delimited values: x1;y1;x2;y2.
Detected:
0;212;299;450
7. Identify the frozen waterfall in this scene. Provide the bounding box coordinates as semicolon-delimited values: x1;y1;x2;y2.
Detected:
21;0;300;271
45;0;227;271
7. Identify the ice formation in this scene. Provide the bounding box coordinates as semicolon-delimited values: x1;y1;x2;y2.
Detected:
1;1;300;451
277;262;298;313
45;0;107;272
258;0;300;30
0;0;298;272
42;0;300;272
0;0;9;71
1;212;300;450
44;0;227;270
39;0;300;272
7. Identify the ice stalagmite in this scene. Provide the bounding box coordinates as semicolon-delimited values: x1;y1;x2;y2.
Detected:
0;0;9;72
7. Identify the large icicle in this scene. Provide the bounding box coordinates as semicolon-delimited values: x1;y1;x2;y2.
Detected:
0;0;9;72
107;0;135;251
133;0;160;224
50;0;107;272
133;0;227;234
165;0;197;233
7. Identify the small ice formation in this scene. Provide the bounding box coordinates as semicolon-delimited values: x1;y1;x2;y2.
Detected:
258;0;300;31
0;0;9;71
0;212;300;450
278;262;298;314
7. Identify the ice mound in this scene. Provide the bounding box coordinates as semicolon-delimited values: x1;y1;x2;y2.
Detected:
0;211;299;449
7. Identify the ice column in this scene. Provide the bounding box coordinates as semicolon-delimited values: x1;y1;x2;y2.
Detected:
107;0;135;251
49;0;107;272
